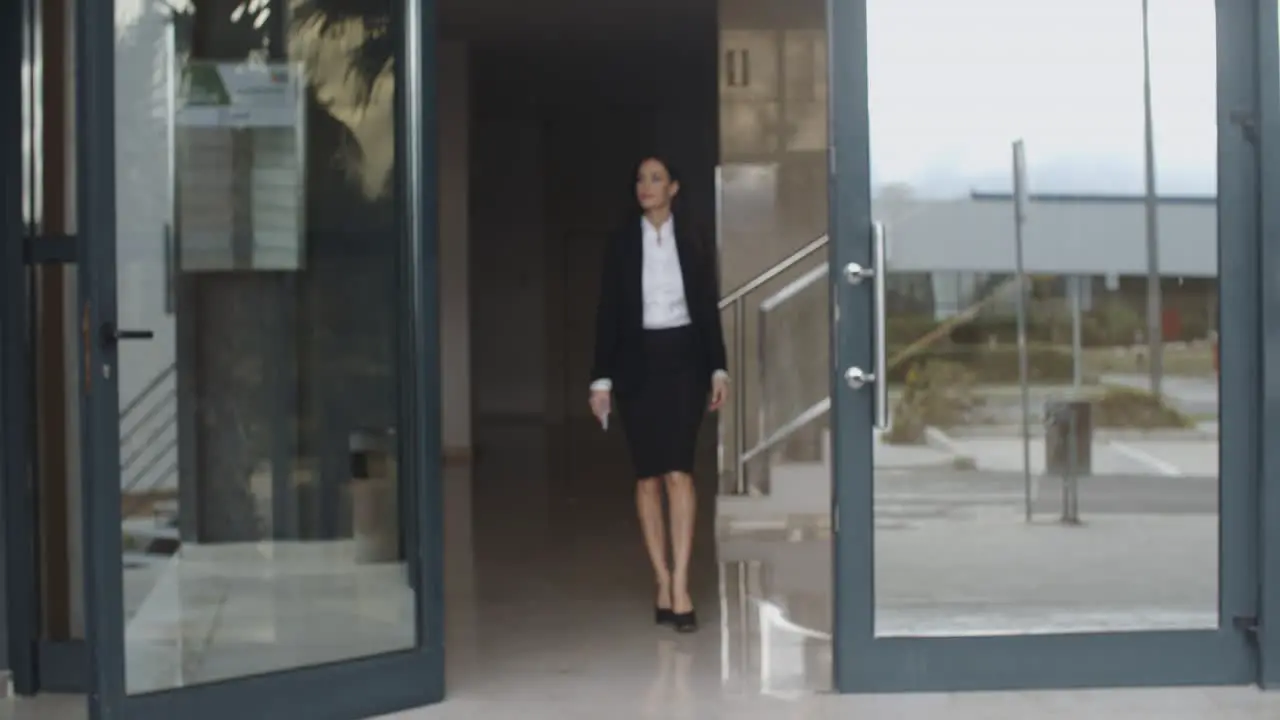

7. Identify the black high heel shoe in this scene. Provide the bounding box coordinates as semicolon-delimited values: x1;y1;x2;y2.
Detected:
672;610;698;633
655;607;675;626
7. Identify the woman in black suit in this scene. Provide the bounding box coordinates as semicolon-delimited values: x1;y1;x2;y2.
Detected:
588;156;729;634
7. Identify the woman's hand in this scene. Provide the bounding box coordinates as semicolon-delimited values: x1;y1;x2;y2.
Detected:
589;389;612;422
708;374;729;411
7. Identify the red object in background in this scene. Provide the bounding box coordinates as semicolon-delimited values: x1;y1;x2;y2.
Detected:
1162;308;1182;341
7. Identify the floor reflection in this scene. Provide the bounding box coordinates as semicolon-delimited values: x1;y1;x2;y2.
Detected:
444;418;831;703
15;418;1280;719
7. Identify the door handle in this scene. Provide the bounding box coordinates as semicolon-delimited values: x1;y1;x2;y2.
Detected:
843;222;889;430
844;366;875;390
99;322;155;347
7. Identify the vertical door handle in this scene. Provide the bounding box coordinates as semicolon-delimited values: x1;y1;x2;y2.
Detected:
843;222;889;430
870;222;888;430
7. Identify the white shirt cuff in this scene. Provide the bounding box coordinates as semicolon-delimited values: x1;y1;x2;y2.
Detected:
593;374;725;392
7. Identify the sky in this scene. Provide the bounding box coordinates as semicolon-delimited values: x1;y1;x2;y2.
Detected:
865;0;1218;197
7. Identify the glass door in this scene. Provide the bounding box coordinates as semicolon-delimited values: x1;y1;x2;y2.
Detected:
830;0;1259;690
75;0;444;717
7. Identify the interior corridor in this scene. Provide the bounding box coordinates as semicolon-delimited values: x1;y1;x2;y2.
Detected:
441;418;826;702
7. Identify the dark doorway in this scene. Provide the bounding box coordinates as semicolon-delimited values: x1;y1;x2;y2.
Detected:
441;0;726;694
458;4;720;507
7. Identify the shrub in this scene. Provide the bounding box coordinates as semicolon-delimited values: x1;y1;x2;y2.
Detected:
1092;387;1194;429
887;346;1075;384
1082;299;1145;347
885;314;943;348
884;360;979;445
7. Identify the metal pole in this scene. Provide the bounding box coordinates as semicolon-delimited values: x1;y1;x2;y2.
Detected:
715;166;725;482
734;300;747;494
1063;412;1080;525
715;165;723;256
1141;0;1163;397
756;305;769;493
1070;275;1083;390
1012;140;1032;523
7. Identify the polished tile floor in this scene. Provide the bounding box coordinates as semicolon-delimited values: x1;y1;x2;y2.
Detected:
8;420;1280;719
8;686;1280;720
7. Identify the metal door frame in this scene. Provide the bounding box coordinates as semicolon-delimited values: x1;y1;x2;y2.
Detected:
829;0;1264;692
74;0;446;718
1;0;31;689
1255;0;1280;690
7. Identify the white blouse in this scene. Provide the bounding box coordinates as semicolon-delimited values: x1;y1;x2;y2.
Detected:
591;216;729;392
640;216;692;329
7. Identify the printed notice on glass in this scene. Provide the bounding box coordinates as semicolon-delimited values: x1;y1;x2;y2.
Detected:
175;62;307;271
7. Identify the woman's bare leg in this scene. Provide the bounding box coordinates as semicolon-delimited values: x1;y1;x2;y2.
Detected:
664;471;697;613
636;477;671;607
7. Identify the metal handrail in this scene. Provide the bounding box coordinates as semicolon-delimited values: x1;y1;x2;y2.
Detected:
718;232;830;495
731;256;1029;493
119;363;176;420
759;263;827;313
719;221;1028;496
749;262;832;491
119;364;179;506
120;387;176;452
741;397;830;465
718;234;829;310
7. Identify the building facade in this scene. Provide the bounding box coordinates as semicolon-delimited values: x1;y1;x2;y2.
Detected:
5;1;1280;719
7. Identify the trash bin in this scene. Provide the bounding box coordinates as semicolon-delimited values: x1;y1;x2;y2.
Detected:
349;427;399;564
1044;400;1093;476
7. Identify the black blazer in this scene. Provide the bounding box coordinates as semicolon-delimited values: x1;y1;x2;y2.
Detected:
590;215;728;392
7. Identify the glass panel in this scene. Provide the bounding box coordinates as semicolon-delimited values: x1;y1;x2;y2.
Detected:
718;8;831;496
868;0;1219;636
115;0;414;693
716;0;834;693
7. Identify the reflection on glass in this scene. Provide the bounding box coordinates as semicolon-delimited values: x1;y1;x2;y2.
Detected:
714;0;832;694
715;556;832;697
868;0;1219;636
116;0;413;693
717;0;831;502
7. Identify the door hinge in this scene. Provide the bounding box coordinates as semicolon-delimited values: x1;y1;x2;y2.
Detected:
1233;614;1259;637
1229;109;1259;146
81;302;92;394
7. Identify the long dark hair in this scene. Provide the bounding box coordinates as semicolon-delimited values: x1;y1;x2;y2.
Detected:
634;155;713;263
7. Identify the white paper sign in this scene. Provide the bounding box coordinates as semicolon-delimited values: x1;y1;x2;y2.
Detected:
177;62;303;129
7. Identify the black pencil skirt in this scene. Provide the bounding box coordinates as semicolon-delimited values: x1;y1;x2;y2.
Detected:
614;326;707;480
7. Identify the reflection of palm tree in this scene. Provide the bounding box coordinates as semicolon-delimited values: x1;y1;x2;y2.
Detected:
292;0;392;106
168;0;391;105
